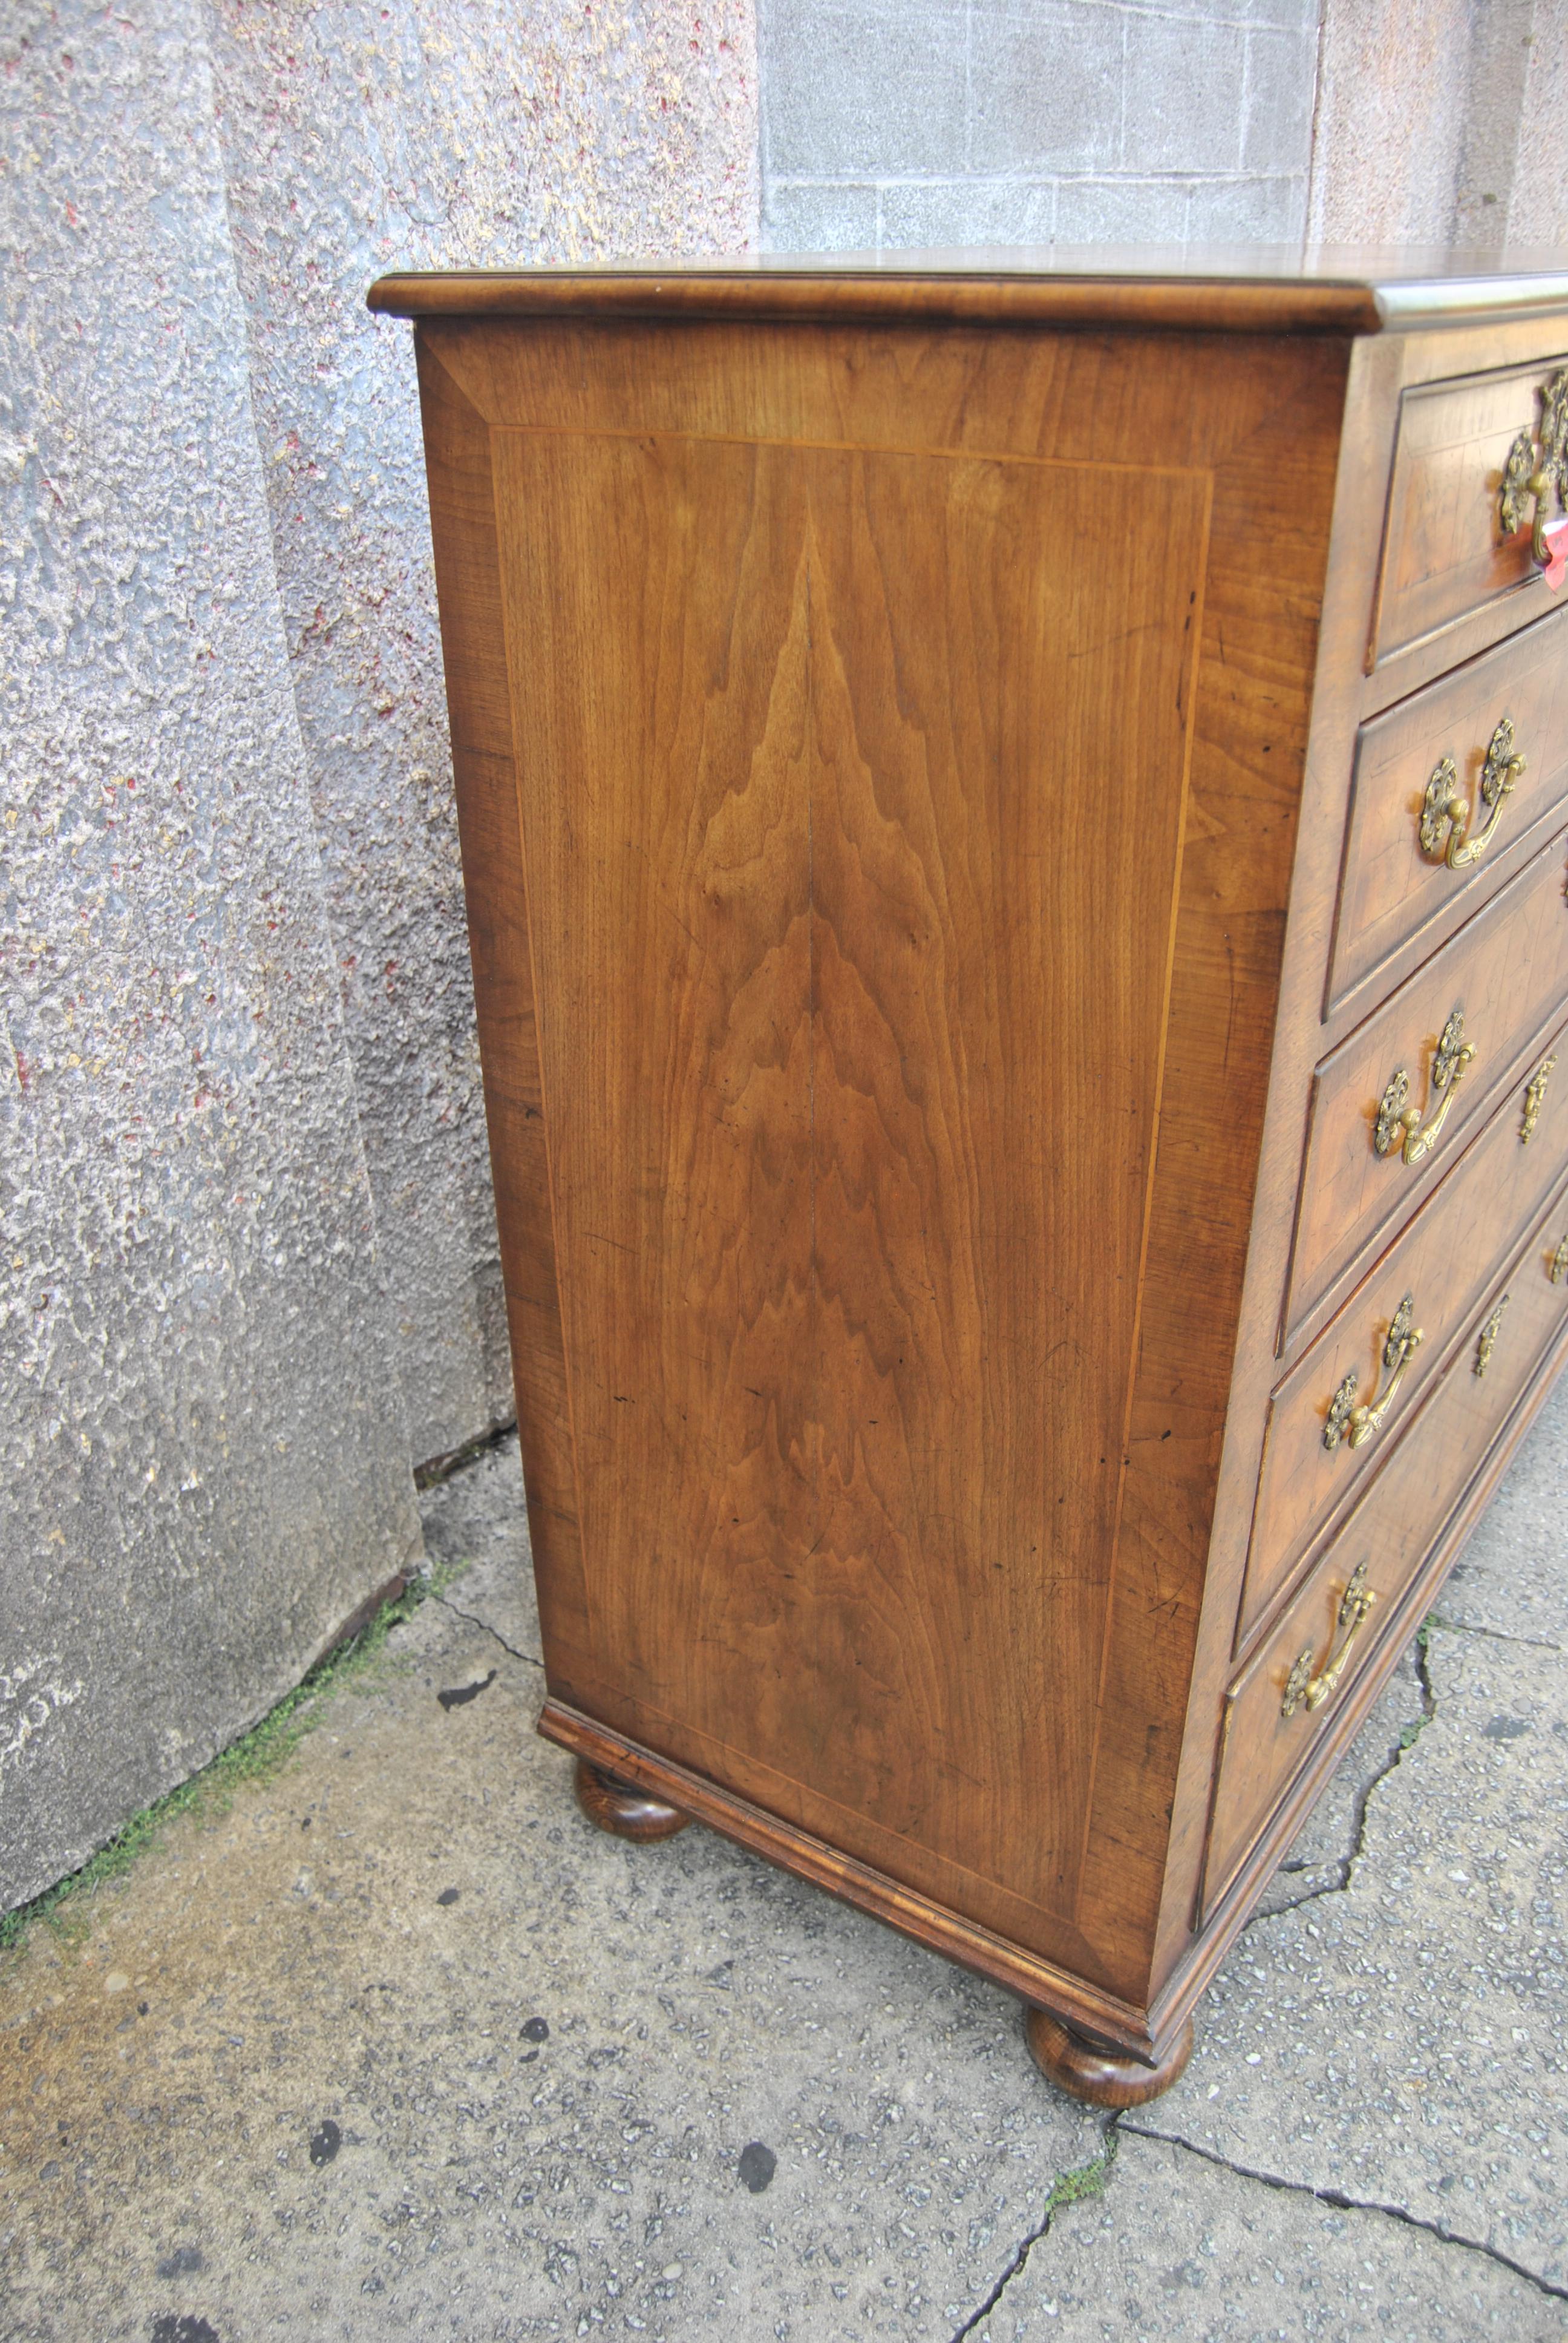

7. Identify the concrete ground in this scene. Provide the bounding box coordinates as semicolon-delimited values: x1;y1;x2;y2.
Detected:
2;1396;1566;2342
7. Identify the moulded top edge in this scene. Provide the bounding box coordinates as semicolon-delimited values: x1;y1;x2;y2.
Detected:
366;247;1568;336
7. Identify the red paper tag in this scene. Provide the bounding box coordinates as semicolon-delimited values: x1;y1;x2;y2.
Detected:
1543;518;1568;592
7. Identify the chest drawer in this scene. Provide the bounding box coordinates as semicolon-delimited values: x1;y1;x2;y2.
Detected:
1372;356;1568;667
1244;1009;1568;1642
1328;604;1568;1014
1206;1177;1568;1917
1285;822;1568;1341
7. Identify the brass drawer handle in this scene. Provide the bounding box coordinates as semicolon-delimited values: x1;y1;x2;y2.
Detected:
1419;718;1524;870
1374;1007;1475;1166
1474;1293;1510;1377
1550;1233;1568;1283
1281;1561;1376;1720
1500;367;1568;566
1323;1291;1423;1452
1522;1053;1558;1144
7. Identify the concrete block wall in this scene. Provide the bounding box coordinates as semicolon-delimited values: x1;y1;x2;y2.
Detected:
760;0;1568;257
760;0;1322;254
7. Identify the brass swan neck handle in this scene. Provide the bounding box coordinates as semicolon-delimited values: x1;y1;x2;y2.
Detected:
1500;366;1568;567
1323;1292;1424;1453
1374;1008;1475;1168
1281;1562;1376;1720
1419;716;1524;871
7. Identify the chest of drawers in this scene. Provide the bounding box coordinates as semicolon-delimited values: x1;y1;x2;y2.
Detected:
375;256;1568;2104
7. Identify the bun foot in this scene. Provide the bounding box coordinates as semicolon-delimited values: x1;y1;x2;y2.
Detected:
573;1757;690;1843
1025;2007;1194;2108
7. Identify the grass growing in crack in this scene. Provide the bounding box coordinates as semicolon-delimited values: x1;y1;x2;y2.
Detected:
0;1558;469;1964
1397;1617;1440;1752
952;2132;1119;2339
1045;2132;1117;2213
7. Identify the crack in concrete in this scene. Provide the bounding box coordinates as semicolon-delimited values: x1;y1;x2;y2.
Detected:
1124;2121;1568;2306
1247;1607;1566;1927
1165;1613;1568;2309
947;2196;1059;2341
1252;1870;1347;1918
430;1591;541;1671
414;1418;518;1492
1243;1627;1442;1925
417;1429;1568;2327
1426;1610;1566;1655
947;2126;1117;2341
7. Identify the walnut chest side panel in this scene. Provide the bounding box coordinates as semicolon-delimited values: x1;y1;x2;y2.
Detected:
416;313;1349;2021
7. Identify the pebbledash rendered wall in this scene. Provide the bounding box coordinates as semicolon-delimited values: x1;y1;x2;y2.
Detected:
206;0;759;1466
0;0;758;1914
7;0;1568;1914
2;3;423;1912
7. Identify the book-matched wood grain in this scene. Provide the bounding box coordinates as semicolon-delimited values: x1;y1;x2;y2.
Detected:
414;313;1349;2009
496;422;1204;1938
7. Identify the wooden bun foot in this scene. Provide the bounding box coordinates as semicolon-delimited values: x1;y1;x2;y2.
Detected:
573;1757;690;1843
1025;2006;1194;2108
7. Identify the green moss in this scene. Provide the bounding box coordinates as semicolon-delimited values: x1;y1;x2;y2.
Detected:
1045;2132;1117;2214
1396;1614;1440;1752
0;1558;469;1962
